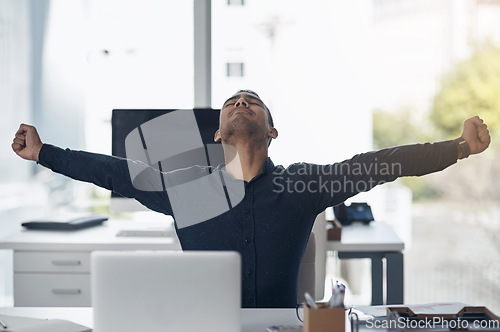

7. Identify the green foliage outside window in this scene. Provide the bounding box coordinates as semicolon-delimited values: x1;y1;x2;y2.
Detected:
431;43;500;141
373;43;500;201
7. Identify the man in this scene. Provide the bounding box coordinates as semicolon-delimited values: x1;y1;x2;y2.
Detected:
12;90;491;308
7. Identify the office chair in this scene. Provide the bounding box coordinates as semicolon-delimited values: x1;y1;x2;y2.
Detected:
297;231;316;304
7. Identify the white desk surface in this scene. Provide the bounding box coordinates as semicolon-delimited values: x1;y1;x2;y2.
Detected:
326;221;404;252
0;219;181;251
1;304;474;332
0;307;302;332
1;219;403;253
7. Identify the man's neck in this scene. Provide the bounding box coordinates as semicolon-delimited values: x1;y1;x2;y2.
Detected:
223;142;268;182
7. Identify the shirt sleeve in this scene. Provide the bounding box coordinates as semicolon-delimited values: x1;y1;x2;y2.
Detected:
37;144;173;215
312;140;459;212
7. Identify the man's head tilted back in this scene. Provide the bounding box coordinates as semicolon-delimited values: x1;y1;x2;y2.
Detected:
215;90;277;147
233;90;274;128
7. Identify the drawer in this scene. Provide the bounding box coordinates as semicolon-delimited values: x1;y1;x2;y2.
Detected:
14;251;91;273
14;273;91;307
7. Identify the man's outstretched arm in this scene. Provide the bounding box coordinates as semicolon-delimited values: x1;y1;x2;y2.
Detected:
311;116;491;211
11;123;173;215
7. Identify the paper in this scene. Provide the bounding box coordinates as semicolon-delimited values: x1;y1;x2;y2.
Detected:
0;314;91;332
353;302;469;318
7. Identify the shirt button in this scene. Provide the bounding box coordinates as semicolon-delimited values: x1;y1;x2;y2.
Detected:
243;208;250;214
245;238;251;244
247;270;253;276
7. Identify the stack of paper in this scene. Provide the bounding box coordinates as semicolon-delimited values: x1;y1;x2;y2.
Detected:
0;314;91;332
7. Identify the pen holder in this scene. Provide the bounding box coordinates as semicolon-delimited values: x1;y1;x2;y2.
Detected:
304;303;345;332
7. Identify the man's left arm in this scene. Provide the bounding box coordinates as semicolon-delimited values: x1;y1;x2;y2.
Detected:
313;116;491;211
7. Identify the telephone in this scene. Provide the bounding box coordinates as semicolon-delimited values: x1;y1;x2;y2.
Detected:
333;202;374;225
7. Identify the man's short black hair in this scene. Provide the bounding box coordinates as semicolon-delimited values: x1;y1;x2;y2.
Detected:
236;89;274;128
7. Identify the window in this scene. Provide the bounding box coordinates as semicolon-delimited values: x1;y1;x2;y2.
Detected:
226;62;245;77
227;0;244;6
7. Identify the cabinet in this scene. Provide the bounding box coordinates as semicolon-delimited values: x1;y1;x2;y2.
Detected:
0;219;180;307
14;251;91;306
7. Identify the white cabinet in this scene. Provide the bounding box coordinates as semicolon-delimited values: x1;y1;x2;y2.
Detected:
14;251;91;273
0;219;181;307
14;251;92;307
15;271;91;307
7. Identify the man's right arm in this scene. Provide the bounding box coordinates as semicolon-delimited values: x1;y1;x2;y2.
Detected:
12;124;173;215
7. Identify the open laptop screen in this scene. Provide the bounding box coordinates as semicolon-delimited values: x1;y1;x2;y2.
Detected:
91;250;241;332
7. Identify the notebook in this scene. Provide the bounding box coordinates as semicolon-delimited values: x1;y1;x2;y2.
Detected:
0;314;91;332
22;215;107;230
91;250;241;332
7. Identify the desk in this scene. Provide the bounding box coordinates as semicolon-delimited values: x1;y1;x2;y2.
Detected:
326;221;404;305
0;219;181;307
0;307;303;332
0;219;404;307
1;303;478;332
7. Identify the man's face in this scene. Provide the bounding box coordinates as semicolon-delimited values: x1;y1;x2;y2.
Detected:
216;92;272;145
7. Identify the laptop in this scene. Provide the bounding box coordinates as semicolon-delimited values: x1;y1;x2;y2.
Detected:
91;250;241;332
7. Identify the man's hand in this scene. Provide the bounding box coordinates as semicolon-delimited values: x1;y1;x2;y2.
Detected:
12;124;43;162
461;116;491;155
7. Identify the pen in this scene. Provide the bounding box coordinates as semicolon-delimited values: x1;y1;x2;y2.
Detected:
304;292;317;309
337;283;346;307
327;282;346;308
0;318;7;329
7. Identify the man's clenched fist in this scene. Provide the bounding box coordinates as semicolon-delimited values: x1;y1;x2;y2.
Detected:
12;124;43;162
461;116;491;156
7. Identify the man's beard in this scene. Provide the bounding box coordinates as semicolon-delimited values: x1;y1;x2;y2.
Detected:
222;116;262;144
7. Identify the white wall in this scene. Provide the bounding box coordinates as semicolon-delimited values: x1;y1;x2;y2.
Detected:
0;0;32;182
212;0;374;167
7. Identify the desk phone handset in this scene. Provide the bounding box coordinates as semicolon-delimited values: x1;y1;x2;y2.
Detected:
333;202;374;225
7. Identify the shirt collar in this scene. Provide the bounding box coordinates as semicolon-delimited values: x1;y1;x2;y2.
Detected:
262;157;275;175
215;157;275;182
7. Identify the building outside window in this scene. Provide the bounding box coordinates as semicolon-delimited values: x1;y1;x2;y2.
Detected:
227;0;244;6
226;62;245;77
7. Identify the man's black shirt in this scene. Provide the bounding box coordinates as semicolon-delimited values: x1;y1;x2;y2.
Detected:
38;141;458;307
